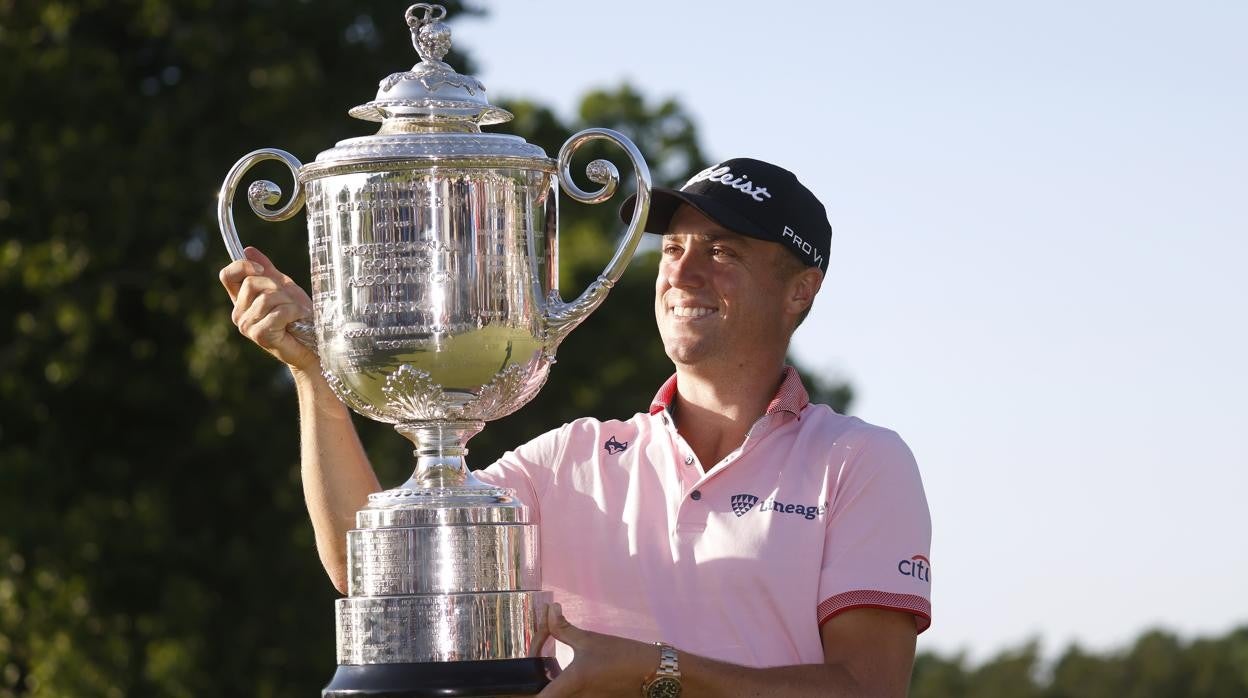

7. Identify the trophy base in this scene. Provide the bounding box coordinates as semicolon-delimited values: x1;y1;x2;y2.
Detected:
322;657;561;697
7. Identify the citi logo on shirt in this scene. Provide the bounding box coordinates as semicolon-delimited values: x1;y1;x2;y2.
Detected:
730;493;825;521
898;554;931;583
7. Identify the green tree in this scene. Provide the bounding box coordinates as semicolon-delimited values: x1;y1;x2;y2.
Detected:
910;651;971;698
909;626;1248;697
1185;627;1248;698
1046;643;1127;698
965;640;1044;698
0;2;850;695
1119;630;1192;697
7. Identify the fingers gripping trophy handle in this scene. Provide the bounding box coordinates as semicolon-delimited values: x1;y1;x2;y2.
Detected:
546;128;652;342
216;148;317;350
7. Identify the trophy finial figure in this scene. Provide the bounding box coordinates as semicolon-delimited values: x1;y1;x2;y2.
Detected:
406;3;452;64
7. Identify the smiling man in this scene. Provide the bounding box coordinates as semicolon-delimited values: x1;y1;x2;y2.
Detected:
220;157;932;697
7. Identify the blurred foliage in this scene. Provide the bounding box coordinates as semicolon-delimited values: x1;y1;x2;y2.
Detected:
0;1;851;695
908;627;1248;697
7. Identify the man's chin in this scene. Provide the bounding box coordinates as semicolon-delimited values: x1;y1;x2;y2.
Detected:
662;341;713;368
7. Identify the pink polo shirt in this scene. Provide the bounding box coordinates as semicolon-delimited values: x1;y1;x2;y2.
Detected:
477;367;932;668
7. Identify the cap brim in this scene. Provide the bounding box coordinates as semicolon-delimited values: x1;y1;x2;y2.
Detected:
620;188;773;243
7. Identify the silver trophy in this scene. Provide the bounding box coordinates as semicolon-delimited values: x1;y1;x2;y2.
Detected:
216;5;651;696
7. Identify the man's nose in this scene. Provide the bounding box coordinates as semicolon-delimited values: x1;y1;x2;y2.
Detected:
665;252;705;288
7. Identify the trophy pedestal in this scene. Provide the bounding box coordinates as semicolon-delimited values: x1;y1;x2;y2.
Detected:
323;657;560;697
324;463;556;697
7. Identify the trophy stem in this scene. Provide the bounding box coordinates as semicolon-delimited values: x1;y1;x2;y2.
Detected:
395;420;485;489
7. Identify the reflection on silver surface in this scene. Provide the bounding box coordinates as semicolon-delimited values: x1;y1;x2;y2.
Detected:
336;591;552;664
308;167;558;425
347;525;540;596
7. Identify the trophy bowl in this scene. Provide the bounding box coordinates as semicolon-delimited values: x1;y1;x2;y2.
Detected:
216;4;651;696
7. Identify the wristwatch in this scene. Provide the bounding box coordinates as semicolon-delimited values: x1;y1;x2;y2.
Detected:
641;642;682;697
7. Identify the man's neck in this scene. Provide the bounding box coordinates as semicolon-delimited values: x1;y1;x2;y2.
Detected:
670;360;786;470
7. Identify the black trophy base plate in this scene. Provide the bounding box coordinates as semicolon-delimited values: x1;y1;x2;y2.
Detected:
322;657;561;697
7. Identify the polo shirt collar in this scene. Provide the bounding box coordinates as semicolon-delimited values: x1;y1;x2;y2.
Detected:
648;366;811;417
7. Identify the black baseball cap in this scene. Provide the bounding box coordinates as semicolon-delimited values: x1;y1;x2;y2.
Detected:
621;158;832;272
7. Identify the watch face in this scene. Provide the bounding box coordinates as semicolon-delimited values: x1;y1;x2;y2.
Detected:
646;676;682;698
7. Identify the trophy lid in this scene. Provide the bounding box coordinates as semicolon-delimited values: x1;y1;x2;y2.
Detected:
348;4;511;126
306;4;547;173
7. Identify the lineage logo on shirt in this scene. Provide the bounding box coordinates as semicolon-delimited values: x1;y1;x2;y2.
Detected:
730;494;826;521
731;494;759;516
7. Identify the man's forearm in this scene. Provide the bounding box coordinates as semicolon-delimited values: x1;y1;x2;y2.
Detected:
292;367;381;593
679;653;875;698
540;606;911;698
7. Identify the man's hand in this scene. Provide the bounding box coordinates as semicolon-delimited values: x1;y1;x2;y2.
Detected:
536;603;655;697
218;246;318;373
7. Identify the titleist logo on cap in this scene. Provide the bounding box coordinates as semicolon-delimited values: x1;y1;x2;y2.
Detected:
684;165;772;202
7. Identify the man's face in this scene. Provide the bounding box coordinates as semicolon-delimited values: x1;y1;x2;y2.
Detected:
655;206;806;370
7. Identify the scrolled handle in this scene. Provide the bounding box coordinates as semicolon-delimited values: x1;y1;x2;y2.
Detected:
216;148;316;349
559;153;619;205
546;128;652;343
405;3;447;27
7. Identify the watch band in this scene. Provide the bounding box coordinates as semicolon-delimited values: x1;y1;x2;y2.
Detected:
641;642;682;697
654;642;679;675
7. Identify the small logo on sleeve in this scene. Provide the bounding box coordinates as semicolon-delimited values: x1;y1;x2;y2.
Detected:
898;554;931;583
603;435;629;455
730;494;760;516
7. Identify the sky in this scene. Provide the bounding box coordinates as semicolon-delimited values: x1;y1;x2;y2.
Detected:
450;1;1248;661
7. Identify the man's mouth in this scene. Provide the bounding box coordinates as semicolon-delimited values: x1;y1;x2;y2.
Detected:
671;306;717;318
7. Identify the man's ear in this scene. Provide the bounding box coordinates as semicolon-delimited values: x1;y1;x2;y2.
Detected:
787;267;824;316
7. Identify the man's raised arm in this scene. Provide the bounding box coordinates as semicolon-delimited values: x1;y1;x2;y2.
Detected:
219;246;380;593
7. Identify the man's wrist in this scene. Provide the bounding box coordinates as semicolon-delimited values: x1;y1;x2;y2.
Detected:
290;366;352;416
289;364;323;385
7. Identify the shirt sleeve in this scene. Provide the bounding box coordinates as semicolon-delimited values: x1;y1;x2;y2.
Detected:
474;423;569;524
817;427;933;633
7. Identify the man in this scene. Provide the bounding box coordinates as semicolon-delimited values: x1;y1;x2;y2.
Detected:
221;158;932;697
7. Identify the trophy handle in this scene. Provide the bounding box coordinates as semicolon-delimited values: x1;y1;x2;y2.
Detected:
546;128;652;343
216;148;317;349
